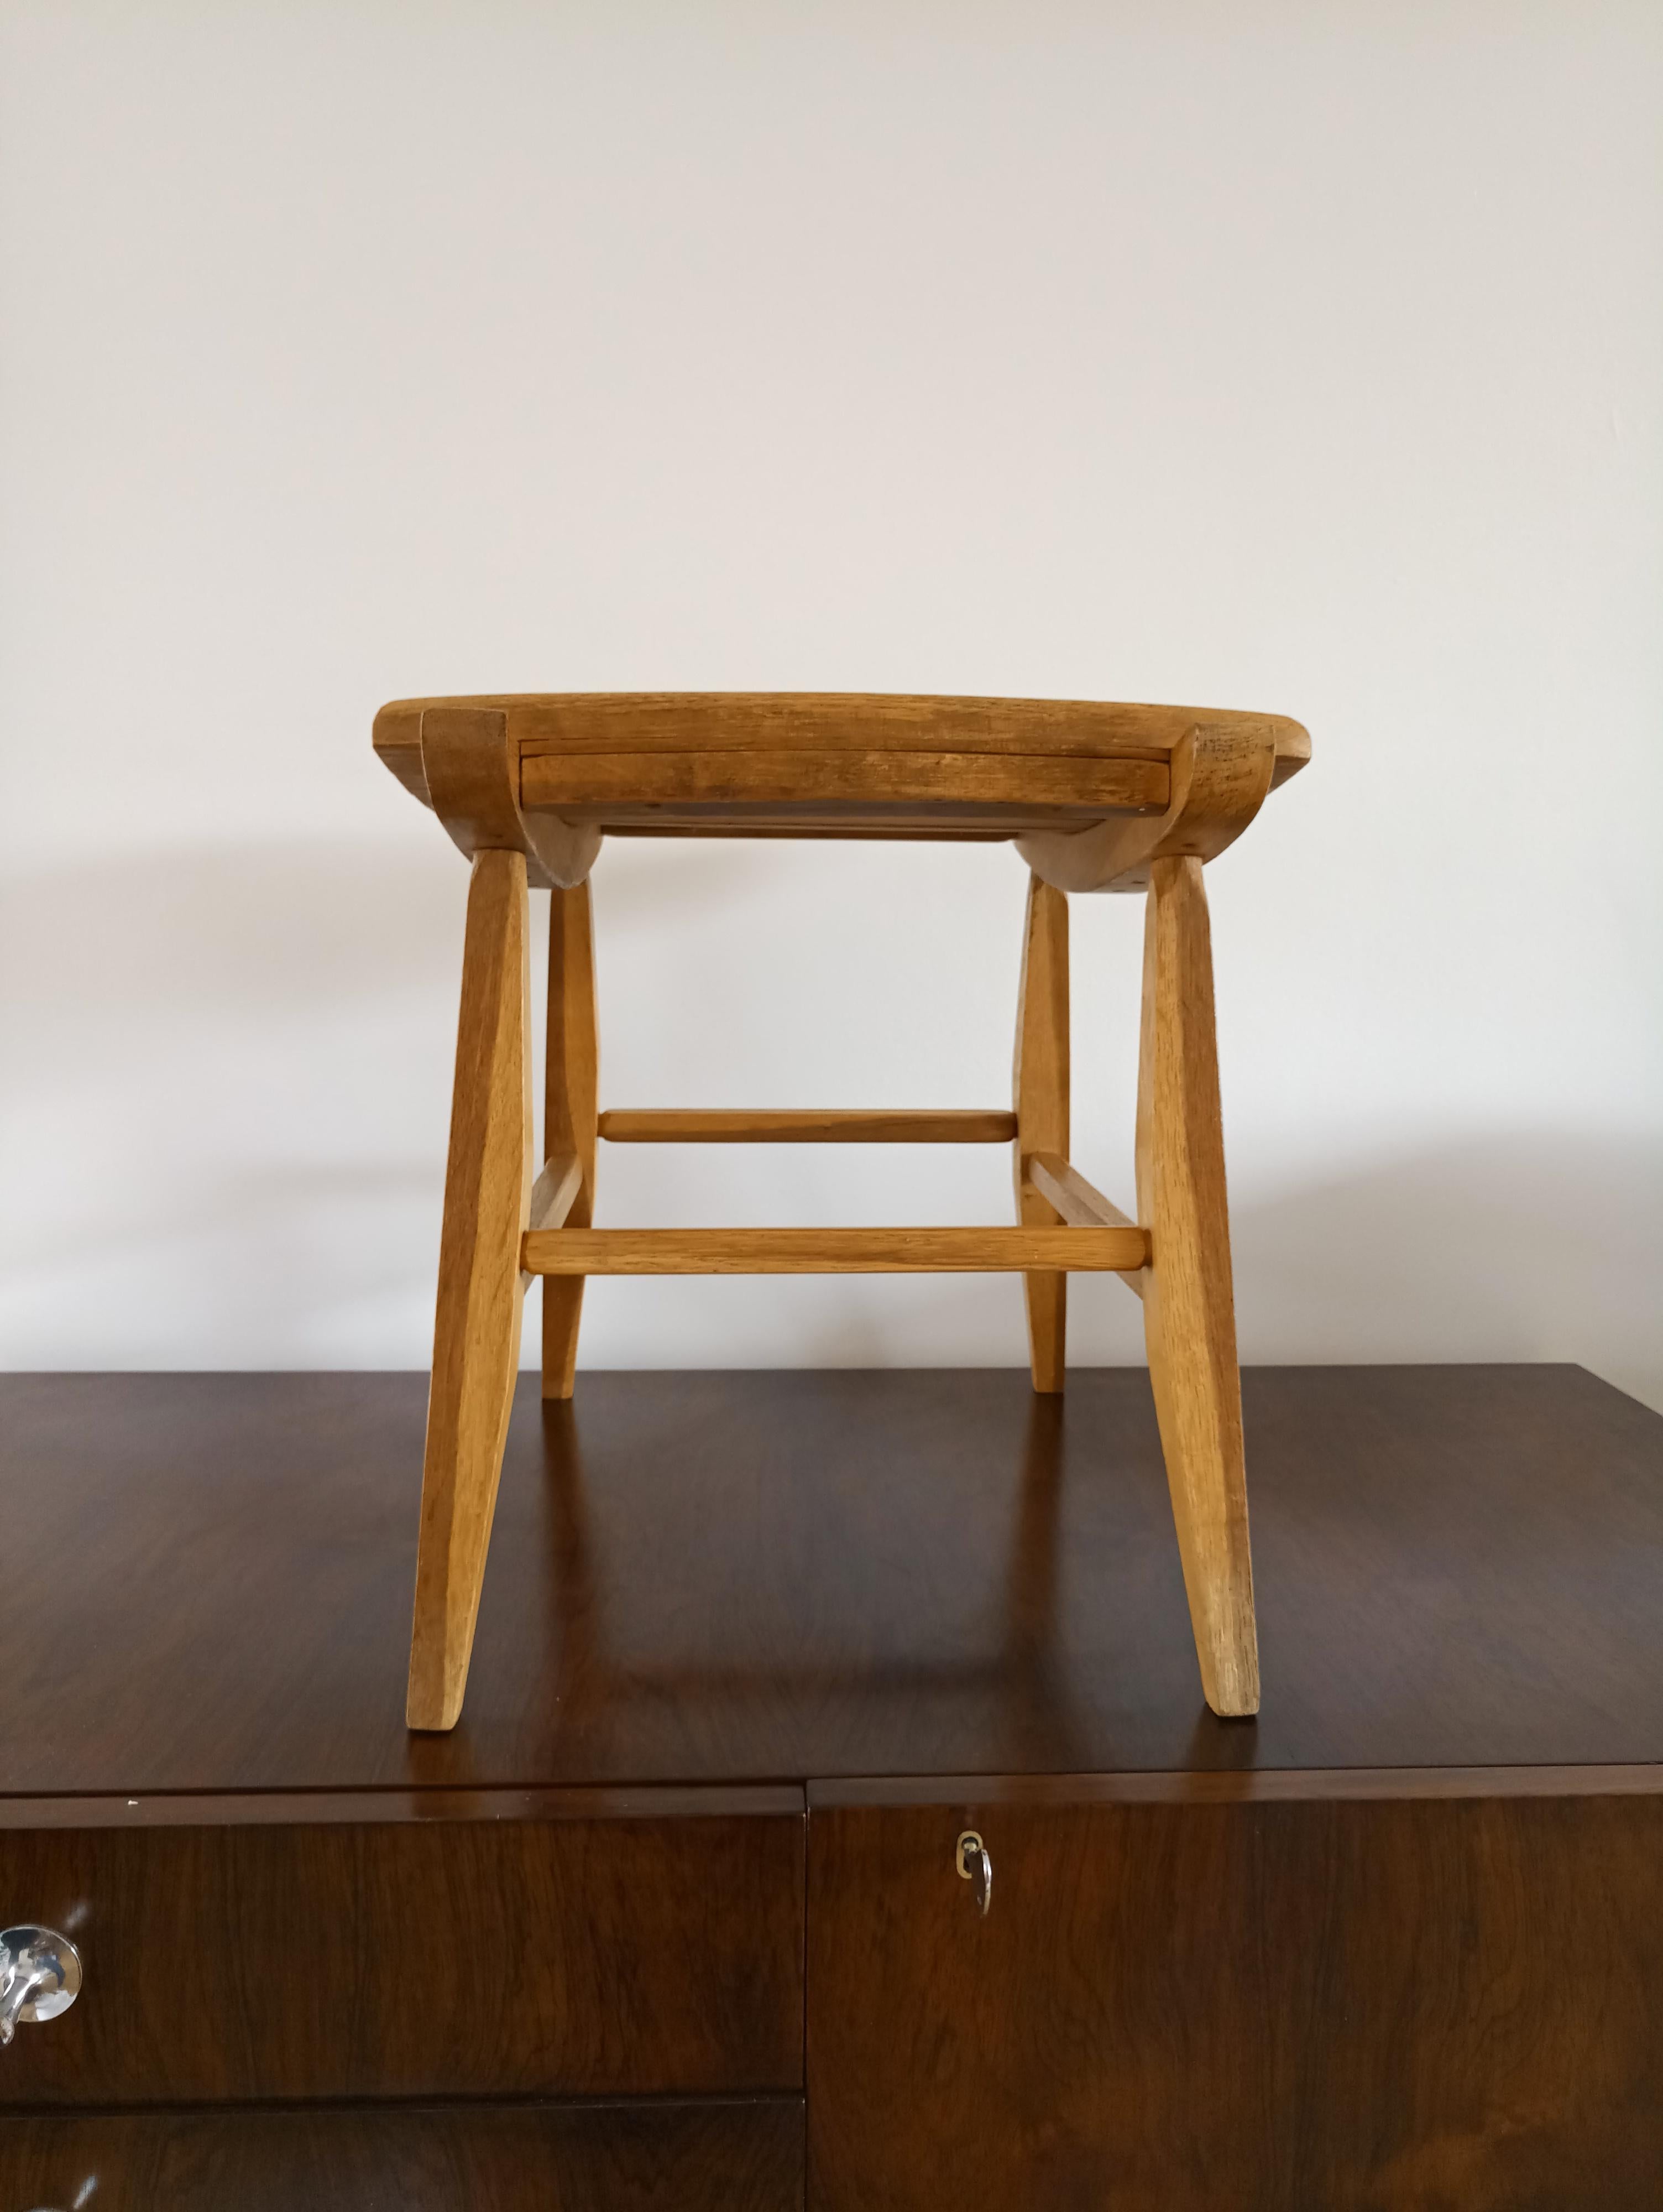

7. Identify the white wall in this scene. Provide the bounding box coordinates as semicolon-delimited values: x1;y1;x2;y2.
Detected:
2;1;1659;1407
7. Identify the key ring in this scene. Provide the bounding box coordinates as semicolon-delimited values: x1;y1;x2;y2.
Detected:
955;1829;992;1917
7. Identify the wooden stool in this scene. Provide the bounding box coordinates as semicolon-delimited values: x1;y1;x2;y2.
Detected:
374;694;1310;1731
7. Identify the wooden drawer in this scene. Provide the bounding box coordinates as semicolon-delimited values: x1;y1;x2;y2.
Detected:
807;1770;1663;2212
0;1788;803;2106
0;2096;804;2210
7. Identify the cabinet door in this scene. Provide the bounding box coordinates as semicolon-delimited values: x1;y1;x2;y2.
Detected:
0;2098;803;2211
807;1773;1663;2212
0;1787;803;2105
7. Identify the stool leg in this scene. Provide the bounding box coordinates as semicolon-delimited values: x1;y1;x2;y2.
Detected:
541;881;598;1399
1013;874;1069;1392
1136;855;1259;1717
407;849;533;1731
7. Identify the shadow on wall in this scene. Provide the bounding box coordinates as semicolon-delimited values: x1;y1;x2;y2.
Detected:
1230;1135;1662;1413
549;1133;1663;1406
0;840;1658;1412
0;833;760;1016
1;839;460;1013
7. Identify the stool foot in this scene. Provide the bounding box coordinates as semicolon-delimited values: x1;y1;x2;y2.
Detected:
542;882;598;1400
1136;856;1259;1718
1014;875;1069;1392
407;850;533;1732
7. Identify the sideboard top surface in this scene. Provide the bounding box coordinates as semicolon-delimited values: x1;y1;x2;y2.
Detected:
2;1365;1660;1796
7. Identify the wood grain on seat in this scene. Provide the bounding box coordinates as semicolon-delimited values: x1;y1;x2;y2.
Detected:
372;691;1310;1731
372;692;1308;844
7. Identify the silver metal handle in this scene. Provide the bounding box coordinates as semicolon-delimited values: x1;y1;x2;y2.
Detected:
0;1926;82;2047
955;1829;992;1917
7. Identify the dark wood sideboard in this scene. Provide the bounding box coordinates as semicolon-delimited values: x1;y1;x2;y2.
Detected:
3;1365;1662;2209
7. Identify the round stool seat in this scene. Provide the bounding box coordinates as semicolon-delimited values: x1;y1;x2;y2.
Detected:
376;687;1310;1729
374;690;1308;844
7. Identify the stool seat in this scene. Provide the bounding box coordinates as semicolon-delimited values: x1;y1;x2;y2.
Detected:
375;690;1310;1733
374;691;1308;847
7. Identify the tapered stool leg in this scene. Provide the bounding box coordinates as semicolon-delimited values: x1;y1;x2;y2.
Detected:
1013;875;1069;1392
407;849;533;1731
1136;855;1259;1716
541;881;598;1399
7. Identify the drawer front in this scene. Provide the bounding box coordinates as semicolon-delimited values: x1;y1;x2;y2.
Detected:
0;1790;803;2105
807;1776;1663;2212
0;2096;804;2211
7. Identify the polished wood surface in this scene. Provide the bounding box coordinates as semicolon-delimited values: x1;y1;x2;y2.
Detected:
408;848;535;1730
2;1367;1661;1795
381;691;1309;755
1136;854;1258;1715
1016;720;1282;893
6;1369;1663;2205
527;1153;583;1238
1023;1151;1144;1298
419;705;602;889
520;1225;1150;1275
0;1788;803;2105
373;692;1310;848
374;693;1305;845
1012;875;1069;1392
542;881;599;1400
807;1782;1663;2209
0;2098;803;2212
521;747;1170;821
1023;1150;1139;1238
596;1109;1019;1144
379;693;1310;1727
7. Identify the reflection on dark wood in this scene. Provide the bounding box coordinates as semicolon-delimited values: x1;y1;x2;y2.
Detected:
539;1394;1081;1763
807;1785;1663;2211
537;1396;607;1746
3;1368;1663;2204
0;2097;804;2212
0;1794;804;2106
3;1366;1662;1794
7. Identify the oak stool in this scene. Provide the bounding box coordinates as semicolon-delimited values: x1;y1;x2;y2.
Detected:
374;694;1310;1731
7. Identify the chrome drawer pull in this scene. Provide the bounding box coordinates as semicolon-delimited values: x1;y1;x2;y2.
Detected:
955;1830;992;1917
0;1925;82;2046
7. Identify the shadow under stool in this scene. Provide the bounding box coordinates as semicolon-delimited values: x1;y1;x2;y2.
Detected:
373;691;1310;1730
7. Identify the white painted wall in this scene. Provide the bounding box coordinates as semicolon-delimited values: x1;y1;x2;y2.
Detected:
2;1;1659;1406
